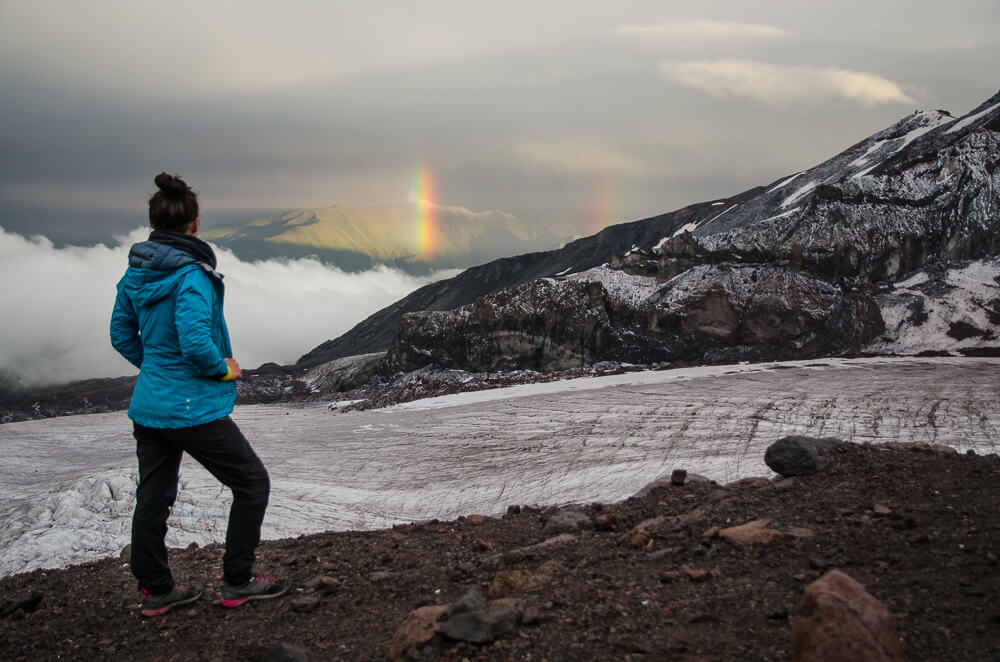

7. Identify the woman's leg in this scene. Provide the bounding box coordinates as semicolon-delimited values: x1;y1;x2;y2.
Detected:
131;424;184;594
165;417;270;586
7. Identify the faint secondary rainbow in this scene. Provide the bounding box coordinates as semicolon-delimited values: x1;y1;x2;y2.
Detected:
588;176;624;235
411;164;438;260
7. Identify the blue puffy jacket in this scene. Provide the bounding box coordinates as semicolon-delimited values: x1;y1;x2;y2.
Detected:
110;238;237;428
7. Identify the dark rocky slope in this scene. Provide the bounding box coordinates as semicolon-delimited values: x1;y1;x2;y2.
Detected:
2;443;998;660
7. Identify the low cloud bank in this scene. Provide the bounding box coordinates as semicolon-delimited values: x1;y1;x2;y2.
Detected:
0;227;447;387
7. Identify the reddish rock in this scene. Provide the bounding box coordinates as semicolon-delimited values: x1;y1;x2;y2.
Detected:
718;519;785;544
388;605;449;661
466;514;494;523
683;566;712;582
488;560;561;599
791;569;903;662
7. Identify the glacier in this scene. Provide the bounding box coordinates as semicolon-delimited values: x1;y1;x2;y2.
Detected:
2;356;999;578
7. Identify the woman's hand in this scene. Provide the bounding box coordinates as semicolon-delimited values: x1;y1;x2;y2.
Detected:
224;357;243;381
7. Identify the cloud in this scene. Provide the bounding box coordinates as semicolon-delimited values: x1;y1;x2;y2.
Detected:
659;59;915;107
508;139;651;178
614;20;790;50
0;227;444;386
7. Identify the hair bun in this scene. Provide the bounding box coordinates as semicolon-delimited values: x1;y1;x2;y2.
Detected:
154;172;189;196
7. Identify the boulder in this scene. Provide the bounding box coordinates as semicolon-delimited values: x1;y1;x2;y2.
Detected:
791;569;903;662
765;436;844;476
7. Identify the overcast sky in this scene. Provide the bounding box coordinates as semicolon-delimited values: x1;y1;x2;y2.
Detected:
1;2;998;384
1;1;997;244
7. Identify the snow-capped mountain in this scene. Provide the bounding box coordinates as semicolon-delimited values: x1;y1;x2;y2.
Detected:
309;91;1000;374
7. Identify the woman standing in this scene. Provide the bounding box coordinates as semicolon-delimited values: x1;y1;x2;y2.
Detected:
111;173;287;616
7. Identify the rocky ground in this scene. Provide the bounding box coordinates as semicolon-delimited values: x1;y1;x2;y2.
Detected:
1;442;998;661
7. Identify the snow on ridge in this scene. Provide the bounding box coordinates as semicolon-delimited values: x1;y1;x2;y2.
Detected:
867;258;1000;356
566;264;658;308
781;181;818;208
945;101;1000;134
850;141;889;168
671;222;698;238
894;271;929;289
757;206;802;225
767;172;803;194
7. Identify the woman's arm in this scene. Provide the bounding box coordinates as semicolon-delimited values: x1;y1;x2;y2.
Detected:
174;270;231;379
110;287;143;368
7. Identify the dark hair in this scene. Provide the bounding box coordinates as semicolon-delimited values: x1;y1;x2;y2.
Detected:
148;172;199;231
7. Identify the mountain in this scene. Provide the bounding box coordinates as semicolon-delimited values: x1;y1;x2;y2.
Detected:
298;91;1000;376
200;203;575;274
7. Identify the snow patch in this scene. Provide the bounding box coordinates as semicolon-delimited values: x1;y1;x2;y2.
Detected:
945;102;1000;134
767;172;803;194
781;181;818;208
867;259;1000;356
566;265;658;308
671;222;698;238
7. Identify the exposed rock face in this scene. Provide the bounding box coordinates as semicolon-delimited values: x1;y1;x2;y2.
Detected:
385;263;884;373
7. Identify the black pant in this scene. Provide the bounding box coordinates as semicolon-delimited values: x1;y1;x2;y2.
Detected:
131;417;269;593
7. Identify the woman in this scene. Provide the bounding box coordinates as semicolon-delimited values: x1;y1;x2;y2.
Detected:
111;173;287;616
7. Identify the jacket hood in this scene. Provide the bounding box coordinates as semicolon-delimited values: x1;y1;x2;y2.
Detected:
120;241;207;307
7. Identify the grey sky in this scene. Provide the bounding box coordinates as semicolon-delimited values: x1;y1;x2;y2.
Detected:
1;0;998;244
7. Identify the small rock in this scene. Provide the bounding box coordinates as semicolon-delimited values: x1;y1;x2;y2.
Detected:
369;571;393;582
448;586;488;617
671;469;688;485
684;566;711;582
594;514;618;531
263;642;312;662
521;605;542;625
542;510;593;535
473;538;495;551
718;519;785;545
488;561;561;599
466;514;494;523
873;504;892;516
1;592;43;617
302;575;340;595
437;602;522;645
289;596;320;613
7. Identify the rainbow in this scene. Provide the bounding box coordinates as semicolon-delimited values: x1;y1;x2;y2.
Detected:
588;175;623;235
411;163;438;260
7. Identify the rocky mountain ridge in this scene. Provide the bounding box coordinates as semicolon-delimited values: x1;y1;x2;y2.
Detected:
368;91;1000;375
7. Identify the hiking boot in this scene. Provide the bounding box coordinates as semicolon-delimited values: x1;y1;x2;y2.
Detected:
139;584;203;617
220;575;290;607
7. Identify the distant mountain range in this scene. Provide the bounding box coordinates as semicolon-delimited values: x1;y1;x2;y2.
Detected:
200;204;576;274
